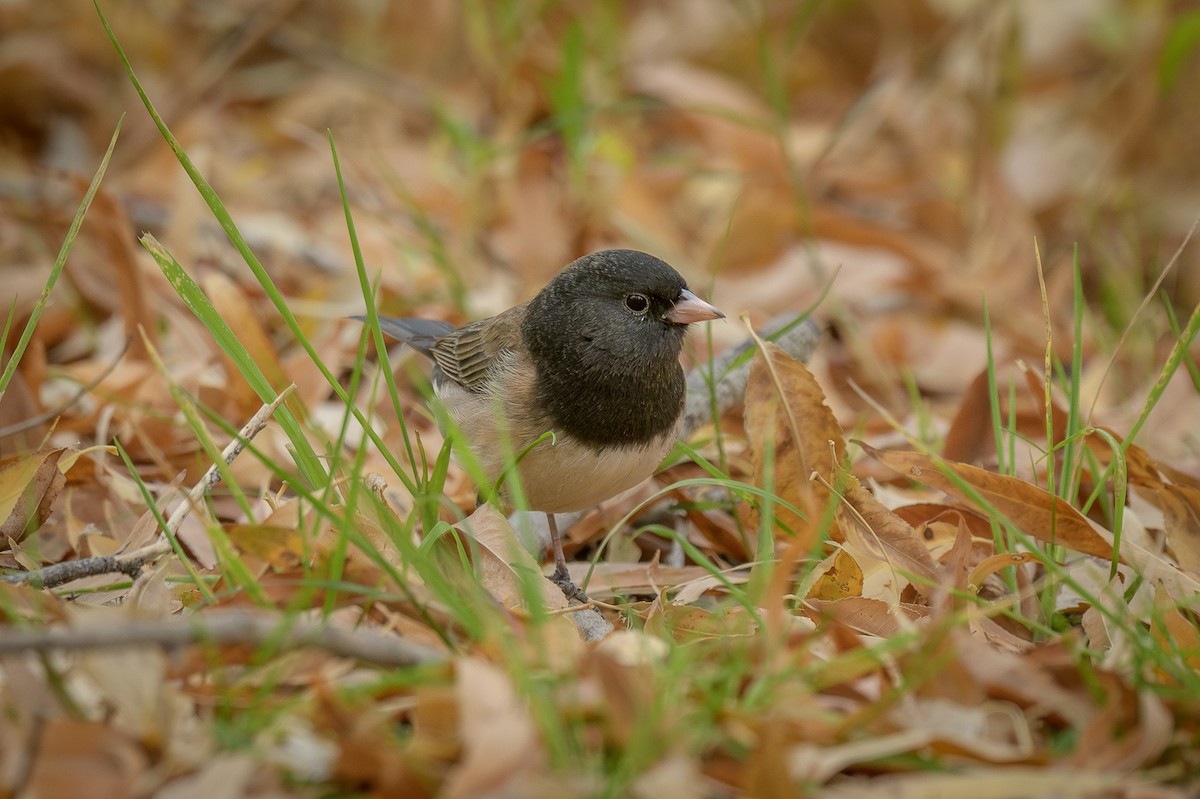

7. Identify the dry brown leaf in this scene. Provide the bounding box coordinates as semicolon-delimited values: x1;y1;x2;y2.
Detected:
1152;584;1200;675
862;443;1115;561
87;186;157;357
1150;483;1200;573
334;692;435;796
892;503;995;546
26;719;149;799
668;566;755;605
938;513;980;596
745;339;845;548
817;768;1145;799
579;643;662;754
226;523;306;573
456;504;567;612
676;500;752;561
154;754;260;799
0;366;45;450
566;561;724;601
1062;674;1173;773
202;271;288;414
804;597;929;638
629;754;707;799
941;367;996;463
76;641;176;747
442;657;542;799
889;698;1040;764
966;552;1036;592
837;474;941;598
948;633;1094;728
0;446;66;544
787;730;935;785
643;603;758;642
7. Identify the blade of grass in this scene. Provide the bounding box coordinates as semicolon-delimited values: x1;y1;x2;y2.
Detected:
328;133;420;481
138;234;325;486
0;116;123;399
1123;292;1200;450
112;440;216;603
97;4;425;497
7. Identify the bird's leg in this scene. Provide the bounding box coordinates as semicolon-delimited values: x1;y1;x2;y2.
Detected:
546;513;589;604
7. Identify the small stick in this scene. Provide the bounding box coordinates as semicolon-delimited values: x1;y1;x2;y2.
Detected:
1;386;296;587
0;608;443;667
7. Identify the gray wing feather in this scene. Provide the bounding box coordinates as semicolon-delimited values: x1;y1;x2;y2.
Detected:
355;307;525;394
354;316;455;356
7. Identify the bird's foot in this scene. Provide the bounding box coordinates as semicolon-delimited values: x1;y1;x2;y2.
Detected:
549;565;590;604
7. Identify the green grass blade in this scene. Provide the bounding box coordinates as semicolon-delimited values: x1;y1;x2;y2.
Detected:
0;116;123;398
139;234;326;488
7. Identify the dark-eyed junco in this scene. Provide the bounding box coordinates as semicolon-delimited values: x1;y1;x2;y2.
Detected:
362;249;723;601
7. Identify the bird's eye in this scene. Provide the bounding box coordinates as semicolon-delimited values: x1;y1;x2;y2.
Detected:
625;293;650;314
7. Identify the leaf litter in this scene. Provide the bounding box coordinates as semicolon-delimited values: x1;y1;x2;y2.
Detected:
2;2;1200;796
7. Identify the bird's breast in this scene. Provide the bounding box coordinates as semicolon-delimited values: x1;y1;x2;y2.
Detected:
432;353;678;513
511;430;676;513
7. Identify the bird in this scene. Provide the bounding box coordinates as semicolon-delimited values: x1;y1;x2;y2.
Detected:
361;249;723;602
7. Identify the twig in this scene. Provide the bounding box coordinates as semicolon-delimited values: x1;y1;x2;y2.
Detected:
160;384;297;543
0;609;443;667
1;387;296;587
0;550;163;589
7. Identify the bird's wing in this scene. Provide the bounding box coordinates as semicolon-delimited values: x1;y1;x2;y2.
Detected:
430;305;525;392
360;317;455;356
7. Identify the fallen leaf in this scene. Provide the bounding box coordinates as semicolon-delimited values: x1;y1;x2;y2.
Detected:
0;447;66;543
966;552;1036;592
26;719;148;799
941;367;995;464
807;548;864;601
837;474;941;598
1062;674;1173;772
442;657;542;799
862;443;1115;561
1151;584;1200;676
1150;483;1200;572
630;754;707;799
816;768;1145;798
644;603;758;642
154;754;259;799
804;597;929;638
202;270;290;414
569;561;736;601
744;340;846;550
456;505;567;612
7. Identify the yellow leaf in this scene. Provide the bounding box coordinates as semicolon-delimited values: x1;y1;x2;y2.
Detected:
807;548;864;601
0;447;66;543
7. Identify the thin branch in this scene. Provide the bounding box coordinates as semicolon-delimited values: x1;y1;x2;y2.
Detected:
161;383;297;543
1;386;296;587
0;549;162;589
0;609;443;668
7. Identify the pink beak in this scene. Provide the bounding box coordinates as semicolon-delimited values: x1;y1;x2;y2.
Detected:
664;289;724;324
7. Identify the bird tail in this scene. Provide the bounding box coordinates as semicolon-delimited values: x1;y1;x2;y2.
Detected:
350;315;454;356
